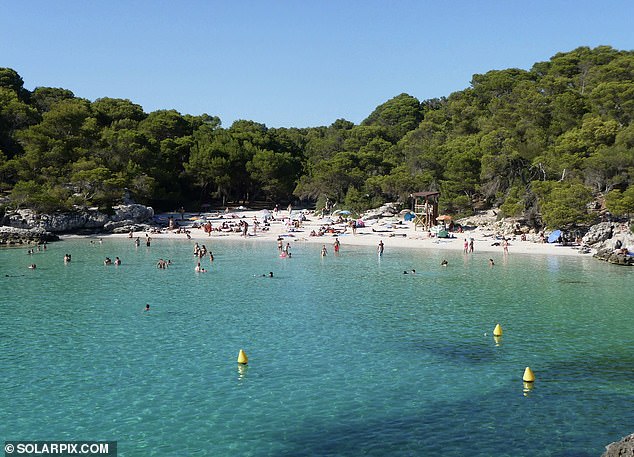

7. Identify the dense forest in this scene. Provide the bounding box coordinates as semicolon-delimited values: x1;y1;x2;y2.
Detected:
1;46;633;228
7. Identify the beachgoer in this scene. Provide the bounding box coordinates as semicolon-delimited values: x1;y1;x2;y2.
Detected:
135;237;140;247
441;259;448;267
463;239;469;253
28;264;36;269
377;240;384;256
469;238;474;253
333;238;340;254
489;258;495;266
145;304;150;311
285;243;291;255
104;257;112;265
195;262;206;272
277;238;283;252
321;244;328;257
503;239;509;254
114;256;121;266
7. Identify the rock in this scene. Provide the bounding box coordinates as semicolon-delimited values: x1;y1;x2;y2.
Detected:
0;226;59;245
1;204;154;233
602;433;634;457
585;221;634;266
582;222;614;246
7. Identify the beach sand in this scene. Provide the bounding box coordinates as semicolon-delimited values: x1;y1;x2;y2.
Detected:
99;209;591;259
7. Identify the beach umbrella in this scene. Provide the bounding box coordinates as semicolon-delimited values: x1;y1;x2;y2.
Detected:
333;209;351;215
547;230;562;243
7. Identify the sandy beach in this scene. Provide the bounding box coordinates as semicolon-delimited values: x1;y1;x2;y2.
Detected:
99;209;592;259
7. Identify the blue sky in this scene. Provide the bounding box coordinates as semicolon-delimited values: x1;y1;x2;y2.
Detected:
1;1;633;128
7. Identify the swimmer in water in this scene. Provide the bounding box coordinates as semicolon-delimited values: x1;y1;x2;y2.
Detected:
145;304;150;311
441;259;448;267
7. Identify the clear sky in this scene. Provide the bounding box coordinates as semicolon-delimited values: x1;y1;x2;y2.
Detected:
1;1;633;128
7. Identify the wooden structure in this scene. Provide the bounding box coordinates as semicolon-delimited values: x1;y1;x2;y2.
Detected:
412;191;440;231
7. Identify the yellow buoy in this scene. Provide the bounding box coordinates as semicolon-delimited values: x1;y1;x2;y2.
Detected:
237;349;248;365
493;324;503;337
523;366;535;382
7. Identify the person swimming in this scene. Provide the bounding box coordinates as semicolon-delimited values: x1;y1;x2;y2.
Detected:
441;259;448;266
145;304;150;311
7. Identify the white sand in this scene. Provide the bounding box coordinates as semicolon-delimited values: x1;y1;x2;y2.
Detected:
99;209;591;259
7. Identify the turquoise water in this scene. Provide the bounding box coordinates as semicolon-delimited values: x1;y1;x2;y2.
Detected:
1;237;633;457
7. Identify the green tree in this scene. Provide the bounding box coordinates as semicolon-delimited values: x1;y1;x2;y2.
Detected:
532;181;594;228
604;186;634;217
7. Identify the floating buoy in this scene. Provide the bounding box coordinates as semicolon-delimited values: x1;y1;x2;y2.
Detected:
237;349;248;365
493;324;503;337
523;366;535;382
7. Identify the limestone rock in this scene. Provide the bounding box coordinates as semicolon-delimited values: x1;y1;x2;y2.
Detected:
0;226;59;245
582;222;614;246
602;433;634;457
1;204;154;233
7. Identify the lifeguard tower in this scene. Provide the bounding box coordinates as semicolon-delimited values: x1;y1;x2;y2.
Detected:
411;191;440;231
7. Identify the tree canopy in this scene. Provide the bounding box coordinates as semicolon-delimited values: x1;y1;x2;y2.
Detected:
1;45;633;228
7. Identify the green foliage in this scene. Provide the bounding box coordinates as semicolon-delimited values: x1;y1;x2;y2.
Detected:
532;181;594;228
8;180;71;212
0;45;633;226
500;185;528;217
605;186;634;216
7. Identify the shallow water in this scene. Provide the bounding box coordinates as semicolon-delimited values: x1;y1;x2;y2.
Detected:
1;237;633;456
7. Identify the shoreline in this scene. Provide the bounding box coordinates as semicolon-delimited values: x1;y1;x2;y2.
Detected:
85;210;591;259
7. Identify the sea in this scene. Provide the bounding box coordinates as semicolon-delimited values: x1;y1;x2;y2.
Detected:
1;236;633;457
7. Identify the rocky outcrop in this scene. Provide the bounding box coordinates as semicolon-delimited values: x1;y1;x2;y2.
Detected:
0;226;59;245
582;222;614;245
602;433;634;457
583;221;634;266
1;204;154;233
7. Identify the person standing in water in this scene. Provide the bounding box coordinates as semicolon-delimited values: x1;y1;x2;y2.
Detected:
333;238;340;254
377;240;384;256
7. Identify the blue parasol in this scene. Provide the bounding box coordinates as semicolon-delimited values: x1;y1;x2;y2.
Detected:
547;230;562;243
